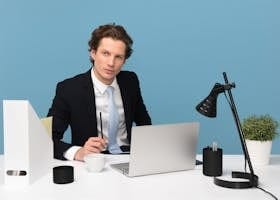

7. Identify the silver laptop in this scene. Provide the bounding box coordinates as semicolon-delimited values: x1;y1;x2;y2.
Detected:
110;122;199;177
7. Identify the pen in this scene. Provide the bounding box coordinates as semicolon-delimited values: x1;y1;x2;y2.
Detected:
99;112;104;139
212;141;217;151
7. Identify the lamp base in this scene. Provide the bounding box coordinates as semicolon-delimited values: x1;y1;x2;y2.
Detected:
214;171;258;189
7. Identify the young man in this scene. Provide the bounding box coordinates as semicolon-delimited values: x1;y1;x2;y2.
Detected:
48;24;152;161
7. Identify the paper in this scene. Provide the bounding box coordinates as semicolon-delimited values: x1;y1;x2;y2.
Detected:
40;116;53;137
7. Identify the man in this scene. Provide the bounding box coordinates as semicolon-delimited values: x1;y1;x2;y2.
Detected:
48;24;152;161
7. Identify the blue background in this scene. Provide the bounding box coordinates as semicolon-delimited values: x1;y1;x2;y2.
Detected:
1;0;279;155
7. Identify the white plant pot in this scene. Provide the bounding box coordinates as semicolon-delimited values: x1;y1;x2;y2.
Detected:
245;139;272;167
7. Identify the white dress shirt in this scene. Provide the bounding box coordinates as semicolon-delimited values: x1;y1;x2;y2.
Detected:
64;68;129;160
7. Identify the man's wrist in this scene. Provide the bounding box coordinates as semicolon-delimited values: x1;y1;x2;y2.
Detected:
64;146;82;161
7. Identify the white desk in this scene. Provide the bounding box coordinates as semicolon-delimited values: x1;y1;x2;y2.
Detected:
0;155;279;200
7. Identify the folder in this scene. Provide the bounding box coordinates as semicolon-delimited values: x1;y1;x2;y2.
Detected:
3;100;53;186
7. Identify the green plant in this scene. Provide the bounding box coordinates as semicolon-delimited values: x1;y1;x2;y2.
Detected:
242;114;279;141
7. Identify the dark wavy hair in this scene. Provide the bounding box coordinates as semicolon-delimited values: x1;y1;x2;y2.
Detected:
88;23;133;64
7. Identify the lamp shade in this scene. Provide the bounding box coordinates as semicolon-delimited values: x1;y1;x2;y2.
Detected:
196;94;218;117
195;83;226;118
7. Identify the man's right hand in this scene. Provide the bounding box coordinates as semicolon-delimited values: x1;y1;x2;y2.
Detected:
74;137;107;161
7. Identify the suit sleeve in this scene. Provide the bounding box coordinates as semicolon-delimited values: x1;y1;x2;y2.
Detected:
132;72;152;126
47;82;72;160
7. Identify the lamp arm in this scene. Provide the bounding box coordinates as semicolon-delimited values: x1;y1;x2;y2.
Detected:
226;90;256;174
222;72;256;184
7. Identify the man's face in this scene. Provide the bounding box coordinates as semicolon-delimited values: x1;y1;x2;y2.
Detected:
91;37;126;85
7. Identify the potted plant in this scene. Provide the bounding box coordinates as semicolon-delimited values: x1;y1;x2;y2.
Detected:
242;114;279;167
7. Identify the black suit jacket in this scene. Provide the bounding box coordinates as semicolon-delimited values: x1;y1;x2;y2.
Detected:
48;69;152;160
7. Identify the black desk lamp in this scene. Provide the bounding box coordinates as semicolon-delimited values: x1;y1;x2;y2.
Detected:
196;72;258;189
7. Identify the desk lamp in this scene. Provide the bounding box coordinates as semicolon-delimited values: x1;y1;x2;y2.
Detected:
196;72;258;189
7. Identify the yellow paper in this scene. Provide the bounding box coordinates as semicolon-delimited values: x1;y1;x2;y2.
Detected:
40;117;52;137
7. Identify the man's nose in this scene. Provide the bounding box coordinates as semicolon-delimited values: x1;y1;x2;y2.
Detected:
107;56;115;66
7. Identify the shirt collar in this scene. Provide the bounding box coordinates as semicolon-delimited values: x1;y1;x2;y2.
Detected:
91;68;118;94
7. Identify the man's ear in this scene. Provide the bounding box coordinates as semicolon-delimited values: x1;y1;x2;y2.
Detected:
90;49;96;60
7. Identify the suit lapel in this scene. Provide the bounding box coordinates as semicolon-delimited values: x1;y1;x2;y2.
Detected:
82;70;97;121
117;73;131;128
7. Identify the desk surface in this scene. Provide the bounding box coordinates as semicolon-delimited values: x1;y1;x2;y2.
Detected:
0;155;279;200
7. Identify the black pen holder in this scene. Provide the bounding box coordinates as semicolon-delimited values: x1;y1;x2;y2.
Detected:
203;147;223;177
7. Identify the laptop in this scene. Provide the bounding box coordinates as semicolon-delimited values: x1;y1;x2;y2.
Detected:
110;122;199;177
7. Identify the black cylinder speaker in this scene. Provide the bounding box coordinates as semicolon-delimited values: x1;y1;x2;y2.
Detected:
203;147;223;177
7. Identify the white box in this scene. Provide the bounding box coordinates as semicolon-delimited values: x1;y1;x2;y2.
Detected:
3;100;53;186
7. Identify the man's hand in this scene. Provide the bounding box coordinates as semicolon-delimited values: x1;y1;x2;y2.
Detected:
74;137;107;161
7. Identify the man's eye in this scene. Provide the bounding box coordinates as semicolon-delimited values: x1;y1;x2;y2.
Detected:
116;55;124;60
102;51;110;56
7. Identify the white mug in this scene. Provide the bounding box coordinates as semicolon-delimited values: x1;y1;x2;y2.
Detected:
84;153;105;172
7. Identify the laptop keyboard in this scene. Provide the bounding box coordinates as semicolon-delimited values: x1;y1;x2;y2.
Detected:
111;163;129;175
